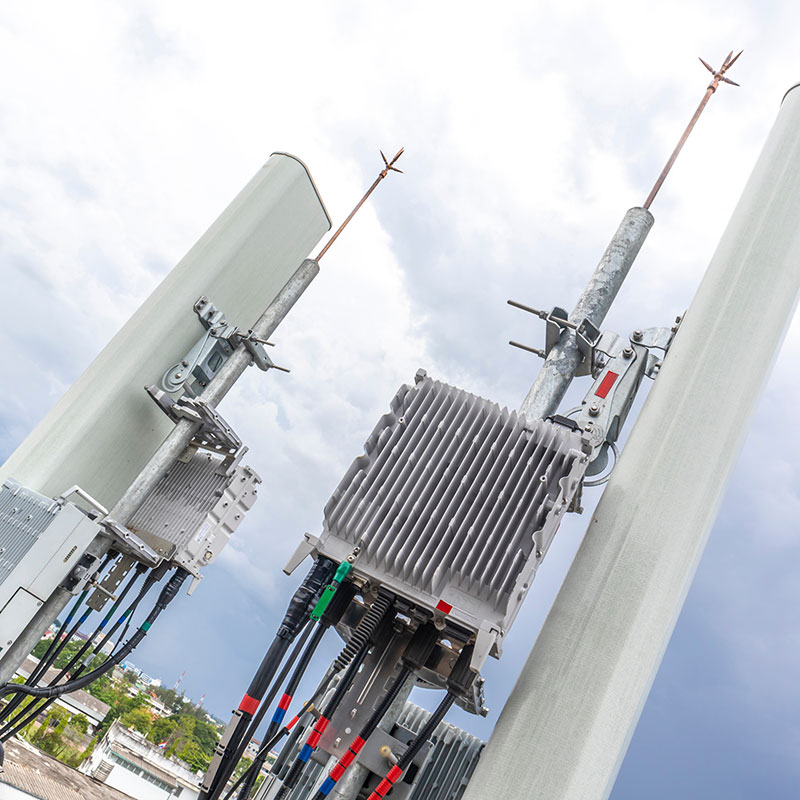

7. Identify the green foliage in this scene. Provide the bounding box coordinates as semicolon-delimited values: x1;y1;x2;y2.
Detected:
233;757;253;782
30;639;108;672
120;707;153;735
176;739;207;772
147;712;219;771
149;715;178;745
21;637;220;776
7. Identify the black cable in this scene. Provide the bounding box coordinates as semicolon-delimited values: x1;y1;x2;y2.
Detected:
33;551;115;672
200;558;335;800
239;666;334;789
274;636;374;800
309;620;440;799
0;564;148;741
0;552;117;724
0;568;189;702
0;607;91;726
234;623;329;800
311;667;413;800
365;692;456;800
364;641;476;800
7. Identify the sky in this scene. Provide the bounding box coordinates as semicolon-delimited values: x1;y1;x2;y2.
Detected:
1;2;800;797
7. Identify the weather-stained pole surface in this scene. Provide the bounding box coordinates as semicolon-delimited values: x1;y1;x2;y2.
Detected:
463;82;800;800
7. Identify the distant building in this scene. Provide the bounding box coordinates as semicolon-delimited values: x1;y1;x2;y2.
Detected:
80;721;202;800
13;657;111;733
144;693;171;719
0;737;133;800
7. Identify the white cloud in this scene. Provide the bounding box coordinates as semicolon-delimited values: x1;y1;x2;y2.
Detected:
2;2;800;795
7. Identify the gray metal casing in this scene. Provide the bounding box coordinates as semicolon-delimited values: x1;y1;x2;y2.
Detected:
126;452;260;578
0;479;100;652
299;373;589;668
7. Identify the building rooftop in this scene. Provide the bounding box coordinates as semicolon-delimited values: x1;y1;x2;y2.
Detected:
0;738;135;800
17;657;111;724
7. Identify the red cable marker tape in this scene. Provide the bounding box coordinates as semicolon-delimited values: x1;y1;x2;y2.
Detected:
238;694;260;714
278;693;292;711
595;371;619;399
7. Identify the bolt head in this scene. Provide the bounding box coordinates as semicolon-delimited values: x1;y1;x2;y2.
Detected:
632;330;643;341
622;346;634;358
589;403;600;416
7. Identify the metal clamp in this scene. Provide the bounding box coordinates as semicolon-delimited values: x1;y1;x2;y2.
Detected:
100;519;161;566
146;386;242;456
161;296;289;394
508;301;601;376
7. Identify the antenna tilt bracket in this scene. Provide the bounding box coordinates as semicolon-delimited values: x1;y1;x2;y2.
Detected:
161;296;286;394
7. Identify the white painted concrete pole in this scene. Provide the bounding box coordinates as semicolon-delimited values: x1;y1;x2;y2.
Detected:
464;84;800;800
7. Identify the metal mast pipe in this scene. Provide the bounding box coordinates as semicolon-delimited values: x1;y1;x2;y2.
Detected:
0;259;319;685
463;83;800;800
518;207;653;420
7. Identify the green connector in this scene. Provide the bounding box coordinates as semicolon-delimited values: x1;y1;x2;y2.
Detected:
310;561;353;621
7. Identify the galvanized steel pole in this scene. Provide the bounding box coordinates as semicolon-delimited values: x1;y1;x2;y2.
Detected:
519;208;653;420
0;259;320;685
463;83;800;800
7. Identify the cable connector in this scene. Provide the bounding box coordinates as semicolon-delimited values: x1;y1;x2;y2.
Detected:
310;561;352;621
279;558;335;640
446;644;477;696
401;623;440;672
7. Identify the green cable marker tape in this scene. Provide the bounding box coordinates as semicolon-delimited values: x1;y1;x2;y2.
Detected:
310;562;353;621
140;621;152;632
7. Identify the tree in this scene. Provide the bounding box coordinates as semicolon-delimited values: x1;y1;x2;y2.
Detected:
120;707;153;735
149;716;178;746
192;718;220;757
177;739;208;772
233;757;253;782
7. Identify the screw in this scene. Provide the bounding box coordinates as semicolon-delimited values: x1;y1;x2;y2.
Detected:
589;403;600;417
632;330;643;341
536;549;543;558
622;347;634;359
